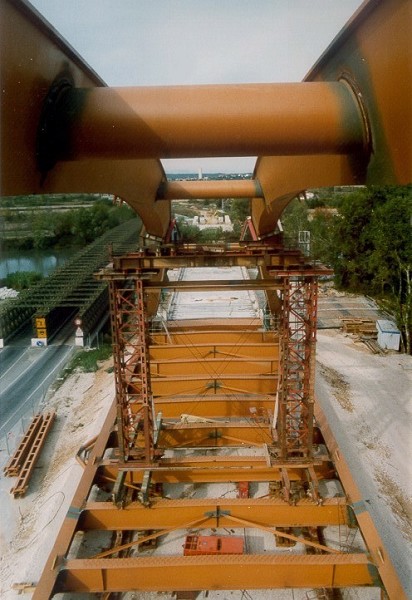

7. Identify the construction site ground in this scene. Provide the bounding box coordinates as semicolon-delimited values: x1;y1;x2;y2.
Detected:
0;304;411;599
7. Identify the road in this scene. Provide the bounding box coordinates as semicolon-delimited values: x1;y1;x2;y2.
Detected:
0;323;75;443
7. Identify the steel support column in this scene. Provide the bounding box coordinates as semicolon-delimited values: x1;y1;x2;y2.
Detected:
108;278;155;464
278;276;318;460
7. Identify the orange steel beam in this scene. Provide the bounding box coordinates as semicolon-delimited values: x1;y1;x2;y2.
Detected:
157;179;263;200
54;555;377;593
0;0;169;238
37;82;367;166
1;0;410;240
252;0;412;236
158;425;274;447
102;243;330;273
32;400;117;600
144;280;282;291
78;497;348;530
98;463;327;485
153;396;276;420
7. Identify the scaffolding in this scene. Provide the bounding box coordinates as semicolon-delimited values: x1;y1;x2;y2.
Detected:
109;277;155;464
277;275;318;461
102;244;326;466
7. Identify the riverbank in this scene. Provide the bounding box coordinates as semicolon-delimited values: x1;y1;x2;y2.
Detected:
0;248;74;280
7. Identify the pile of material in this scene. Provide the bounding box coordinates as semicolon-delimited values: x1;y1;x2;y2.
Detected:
341;318;377;337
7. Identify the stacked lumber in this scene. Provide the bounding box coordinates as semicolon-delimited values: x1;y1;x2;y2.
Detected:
4;411;56;498
341;318;377;337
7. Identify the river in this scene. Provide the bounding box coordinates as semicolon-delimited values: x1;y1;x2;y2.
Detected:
0;248;76;279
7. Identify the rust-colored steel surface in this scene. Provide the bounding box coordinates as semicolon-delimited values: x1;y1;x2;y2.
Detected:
157;179;263;200
1;0;411;238
36;82;367;161
0;0;170;238
33;244;406;599
252;0;412;236
1;0;410;598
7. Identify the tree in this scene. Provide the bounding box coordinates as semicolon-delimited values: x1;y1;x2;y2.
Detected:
281;198;310;246
325;185;412;353
367;187;412;353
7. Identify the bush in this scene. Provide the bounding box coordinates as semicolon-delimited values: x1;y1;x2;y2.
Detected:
4;271;43;290
66;344;113;374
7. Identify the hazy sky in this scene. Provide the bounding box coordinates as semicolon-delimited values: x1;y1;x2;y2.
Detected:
29;0;364;173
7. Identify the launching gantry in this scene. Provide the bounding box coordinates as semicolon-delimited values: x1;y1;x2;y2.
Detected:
1;0;411;598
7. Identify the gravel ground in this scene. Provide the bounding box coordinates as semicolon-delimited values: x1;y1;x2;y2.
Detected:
315;329;412;597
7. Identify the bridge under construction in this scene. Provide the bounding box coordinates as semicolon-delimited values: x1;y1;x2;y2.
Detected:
1;0;411;598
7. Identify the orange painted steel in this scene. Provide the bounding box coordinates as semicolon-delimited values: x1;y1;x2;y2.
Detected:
78;497;348;530
106;243;318;272
158;423;274;447
108;278;156;464
158;179;263;200
10;411;56;498
3;413;43;477
1;0;410;240
50;82;367;160
278;276;318;460
55;555;376;593
3;0;409;597
98;460;333;484
154;395;276;420
183;535;244;555
32;400;117;600
252;0;412;236
0;0;169;238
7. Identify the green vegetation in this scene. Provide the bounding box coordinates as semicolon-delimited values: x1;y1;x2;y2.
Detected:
1;195;135;249
282;186;412;353
65;344;113;375
4;271;43;290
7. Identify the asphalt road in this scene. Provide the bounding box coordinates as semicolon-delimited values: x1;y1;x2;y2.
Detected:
0;341;74;440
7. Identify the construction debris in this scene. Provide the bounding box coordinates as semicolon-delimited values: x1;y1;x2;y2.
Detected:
341;318;377;337
11;583;37;595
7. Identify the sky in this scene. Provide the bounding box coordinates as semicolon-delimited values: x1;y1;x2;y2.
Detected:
29;0;364;173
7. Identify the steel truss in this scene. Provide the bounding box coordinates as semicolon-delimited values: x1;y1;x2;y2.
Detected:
109;278;155;464
103;244;326;468
278;275;318;460
33;244;404;598
0;219;140;342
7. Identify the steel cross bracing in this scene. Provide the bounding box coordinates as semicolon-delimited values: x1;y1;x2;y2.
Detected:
277;276;318;461
33;241;408;598
32;245;407;598
102;244;325;468
109;278;155;464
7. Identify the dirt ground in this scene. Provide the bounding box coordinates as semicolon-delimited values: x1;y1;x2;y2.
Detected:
315;329;412;596
0;359;114;599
